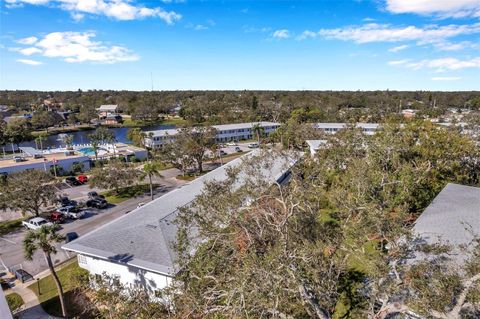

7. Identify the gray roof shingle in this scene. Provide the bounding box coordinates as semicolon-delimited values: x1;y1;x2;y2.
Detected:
413;183;480;265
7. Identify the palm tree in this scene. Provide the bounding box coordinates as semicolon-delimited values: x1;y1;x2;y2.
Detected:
140;162;163;201
61;134;74;150
35;133;47;150
23;225;67;318
252;123;264;144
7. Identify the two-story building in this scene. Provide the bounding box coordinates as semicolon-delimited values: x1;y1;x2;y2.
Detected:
313;123;380;135
144;122;281;148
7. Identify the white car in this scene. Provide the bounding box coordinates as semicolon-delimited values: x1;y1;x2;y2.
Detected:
248;142;259;148
226;142;237;146
58;206;86;219
22;217;53;230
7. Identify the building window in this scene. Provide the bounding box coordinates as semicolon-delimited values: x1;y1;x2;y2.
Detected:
78;254;87;265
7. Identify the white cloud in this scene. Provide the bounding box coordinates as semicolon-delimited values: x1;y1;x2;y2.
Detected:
388;59;410;65
431;76;462;81
385;0;480;18
17;59;42;65
388;44;409;52
14;31;139;64
315;23;480;44
272;29;290;39
297;30;317;40
194;24;208;31
16;47;43;55
433;40;479;51
389;57;480;72
17;36;38;45
5;0;181;23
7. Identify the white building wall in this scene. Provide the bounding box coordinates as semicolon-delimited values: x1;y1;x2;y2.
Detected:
146;123;281;148
77;254;172;293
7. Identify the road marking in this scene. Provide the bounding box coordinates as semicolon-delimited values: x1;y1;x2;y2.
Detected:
0;237;16;244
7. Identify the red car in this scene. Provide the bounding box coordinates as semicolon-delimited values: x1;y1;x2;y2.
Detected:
50;211;65;224
77;175;88;184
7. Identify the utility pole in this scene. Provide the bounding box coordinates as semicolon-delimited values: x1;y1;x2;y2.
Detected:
150;72;154;91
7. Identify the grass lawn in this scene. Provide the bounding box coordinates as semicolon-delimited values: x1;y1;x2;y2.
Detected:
0;218;24;236
6;292;24;312
101;183;159;204
28;259;90;317
160;117;187;126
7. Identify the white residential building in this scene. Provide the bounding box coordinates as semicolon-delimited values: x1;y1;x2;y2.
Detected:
97;104;119;117
144;122;281;148
313;123;380;135
0;148;91;175
63;151;297;293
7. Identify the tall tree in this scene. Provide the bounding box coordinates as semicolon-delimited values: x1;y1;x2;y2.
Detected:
61;134;74;150
4;117;32;148
0;116;6;146
0;170;56;217
31;110;62;133
35;133;47;150
170;122;480;319
89;160;141;194
251;123;264;143
88;127;115;161
140;161;163;201
158;138;194;177
23;225;68;318
176;126;216;173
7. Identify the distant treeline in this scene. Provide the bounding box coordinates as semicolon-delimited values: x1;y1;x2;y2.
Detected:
1;90;479;124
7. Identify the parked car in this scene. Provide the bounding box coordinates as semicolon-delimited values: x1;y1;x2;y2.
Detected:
22;217;53;230
235;146;242;152
219;150;227;156
86;198;108;209
77;175;88;184
226;142;237;146
65;176;81;186
57;206;85;219
49;211;65;224
248;142;259;148
13;156;26;163
65;232;79;243
58;196;77;208
87;191;104;199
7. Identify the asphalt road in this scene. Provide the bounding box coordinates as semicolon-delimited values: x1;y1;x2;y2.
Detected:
0;176;186;277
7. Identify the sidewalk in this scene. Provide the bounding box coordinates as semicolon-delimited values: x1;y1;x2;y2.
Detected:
6;263;69;319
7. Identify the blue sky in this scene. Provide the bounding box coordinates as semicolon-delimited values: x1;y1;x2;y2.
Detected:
0;0;479;91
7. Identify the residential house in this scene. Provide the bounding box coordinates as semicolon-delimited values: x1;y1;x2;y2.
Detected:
97;105;119;118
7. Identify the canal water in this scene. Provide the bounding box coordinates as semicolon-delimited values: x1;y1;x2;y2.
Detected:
15;124;174;149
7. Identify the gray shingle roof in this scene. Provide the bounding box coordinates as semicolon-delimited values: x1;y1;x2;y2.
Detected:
63;150;297;275
413;183;480;265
